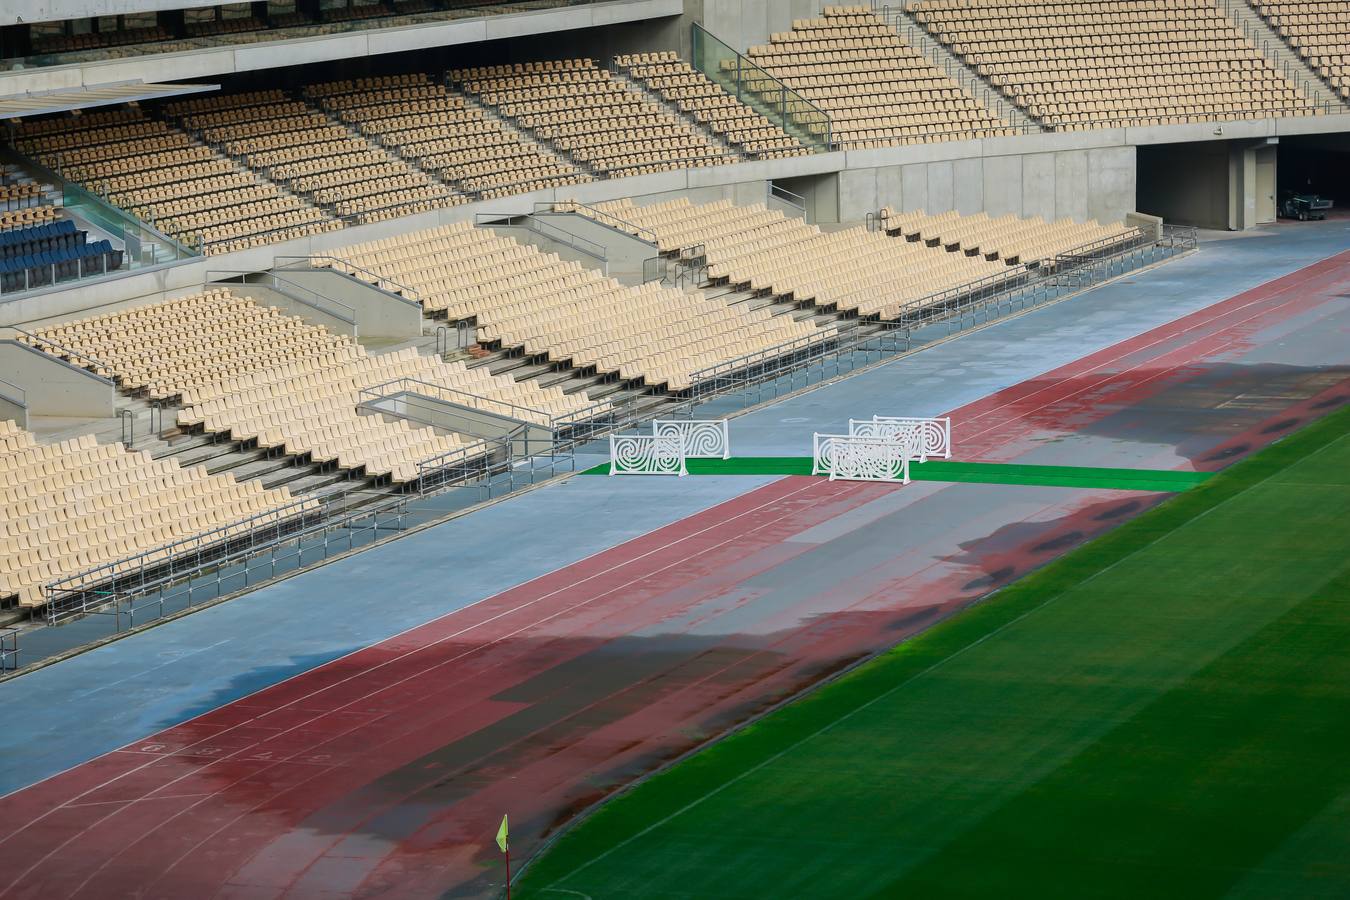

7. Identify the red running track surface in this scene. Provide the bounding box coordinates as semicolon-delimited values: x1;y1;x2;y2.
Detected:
2;252;1349;899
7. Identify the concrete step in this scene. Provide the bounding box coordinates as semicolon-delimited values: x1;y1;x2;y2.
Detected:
534;369;579;389
1221;1;1348;111
882;7;1041;130
511;362;556;382
267;468;362;495
486;355;531;376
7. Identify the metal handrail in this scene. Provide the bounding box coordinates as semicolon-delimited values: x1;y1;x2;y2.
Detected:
692;21;835;151
207;269;358;327
768;182;807;211
293;254;424;304
414;435;506;483
42;492;391;624
537;200;659;246
358;376;554;426
0;376;25;409
10;326;110;373
476;212;608;265
599;153;742;178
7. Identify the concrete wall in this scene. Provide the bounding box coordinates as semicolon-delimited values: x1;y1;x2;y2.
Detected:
0;339;114;418
1136;141;1232;229
362;392;551;458
0;378;26;428
0;0;683;97
685;0;828;55
255;269;423;340
4;1;233;26
223;280;357;339
836;143;1139;225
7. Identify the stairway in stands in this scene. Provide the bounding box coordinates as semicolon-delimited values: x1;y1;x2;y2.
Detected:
1220;1;1349;111
873;5;1043;132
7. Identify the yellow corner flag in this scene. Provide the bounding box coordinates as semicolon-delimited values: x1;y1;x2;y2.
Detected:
496;814;509;854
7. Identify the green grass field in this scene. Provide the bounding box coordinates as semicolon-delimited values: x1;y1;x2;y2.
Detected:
519;405;1350;899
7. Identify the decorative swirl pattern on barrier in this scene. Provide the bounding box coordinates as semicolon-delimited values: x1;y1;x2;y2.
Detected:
653;420;730;460
609;434;687;476
818;436;910;484
852;417;951;461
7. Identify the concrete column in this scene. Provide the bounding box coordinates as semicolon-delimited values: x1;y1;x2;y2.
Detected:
1228;145;1258;231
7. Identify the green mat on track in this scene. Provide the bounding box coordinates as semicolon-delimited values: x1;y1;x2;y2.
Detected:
582;457;1212;492
521;406;1350;899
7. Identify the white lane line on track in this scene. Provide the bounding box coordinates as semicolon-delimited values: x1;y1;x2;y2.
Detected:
7;250;1350;896
2;478;839;894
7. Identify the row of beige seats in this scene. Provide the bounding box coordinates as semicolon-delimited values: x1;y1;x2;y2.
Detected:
453;60;738;174
35;290;605;421
0;205;60;230
33;25;169;54
741;10;1006;147
614;51;810;159
879;208;1135;267
911;0;1319;127
9;108;335;255
590;197;1008;320
0;420;311;608
1252;0;1350;98
174;91;457;223
324;221;823;391
303;74;591;197
30;292;597;483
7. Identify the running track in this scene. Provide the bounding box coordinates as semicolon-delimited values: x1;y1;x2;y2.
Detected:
2;251;1349;899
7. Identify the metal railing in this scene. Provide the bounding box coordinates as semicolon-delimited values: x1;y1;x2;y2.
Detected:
10;326;111;377
0;376;26;411
537;200;659;246
358;377;554;429
0;628;17;671
42;492;328;625
768;182;807;212
207;269;358;332
284;255;425;305
689;321;914;407
37;421;546;627
691;22;835;152
643;255;669;283
689;222;1196;401
476;213;608;268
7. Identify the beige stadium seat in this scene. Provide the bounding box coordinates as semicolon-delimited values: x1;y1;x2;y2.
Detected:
450;58;739;176
166;90;463;224
735;6;1010;149
584;197;1132;320
23;291;602;488
0;419;313;608
613;51;812;159
324;222;827;391
908;0;1322;128
1250;0;1350;99
304;74;594;199
11;108;337;254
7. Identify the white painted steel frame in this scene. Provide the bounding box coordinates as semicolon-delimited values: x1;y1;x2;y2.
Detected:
651;419;731;459
609;433;688;476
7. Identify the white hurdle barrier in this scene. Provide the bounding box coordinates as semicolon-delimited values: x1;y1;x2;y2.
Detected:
609;433;687;476
812;433;912;484
652;419;730;459
849;416;951;461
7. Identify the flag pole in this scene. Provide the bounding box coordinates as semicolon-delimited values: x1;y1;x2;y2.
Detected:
506;846;512;900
